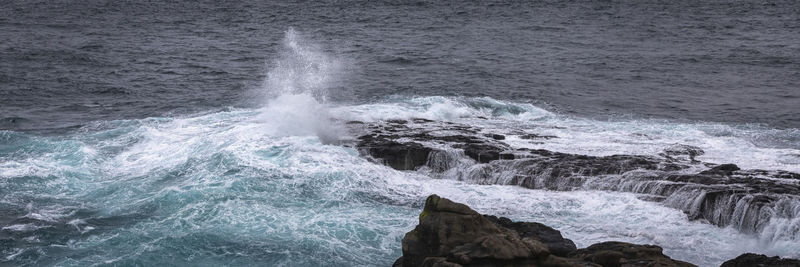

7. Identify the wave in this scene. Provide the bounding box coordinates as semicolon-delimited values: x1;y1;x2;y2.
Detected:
2;94;799;265
2;29;799;266
0;109;796;266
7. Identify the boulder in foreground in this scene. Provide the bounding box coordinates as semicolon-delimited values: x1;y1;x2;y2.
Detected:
720;253;800;267
396;195;695;267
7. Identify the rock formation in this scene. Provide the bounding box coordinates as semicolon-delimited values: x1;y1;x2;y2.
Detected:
720;253;800;267
395;195;696;267
347;118;800;238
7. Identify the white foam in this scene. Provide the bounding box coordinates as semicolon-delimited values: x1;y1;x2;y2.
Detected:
253;28;345;142
375;175;799;266
261;28;343;101
336;96;800;172
2;104;797;266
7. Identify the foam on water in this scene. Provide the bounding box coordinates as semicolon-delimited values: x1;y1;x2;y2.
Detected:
1;107;798;266
254;28;344;143
3;98;800;266
2;29;800;266
339;95;800;172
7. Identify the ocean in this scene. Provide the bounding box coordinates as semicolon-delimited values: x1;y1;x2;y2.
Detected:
1;1;799;266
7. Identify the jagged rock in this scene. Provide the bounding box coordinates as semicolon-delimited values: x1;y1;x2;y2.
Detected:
699;164;740;176
400;195;556;266
398;195;696;267
446;234;546;265
349;119;800;237
454;143;508;163
357;135;431;170
392;257;403;267
569;241;694;267
720;253;800;267
484;215;578;257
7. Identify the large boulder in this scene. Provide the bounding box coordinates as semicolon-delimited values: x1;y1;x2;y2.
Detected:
400;195;555;267
397;195;698;267
720;253;800;267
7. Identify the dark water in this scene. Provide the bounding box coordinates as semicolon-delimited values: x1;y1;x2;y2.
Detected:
2;1;800;266
2;0;799;131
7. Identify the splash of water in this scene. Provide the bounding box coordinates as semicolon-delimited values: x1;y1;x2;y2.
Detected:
263;28;341;101
256;29;344;142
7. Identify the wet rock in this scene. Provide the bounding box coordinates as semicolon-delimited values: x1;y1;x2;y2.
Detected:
484;134;505;140
357;135;431;170
699;163;740;176
392;257;403;267
454;143;508;163
484;215;577;257
569;241;694;267
348;119;800;236
400;195;547;266
720;253;800;267
437;135;484;144
397;195;696;267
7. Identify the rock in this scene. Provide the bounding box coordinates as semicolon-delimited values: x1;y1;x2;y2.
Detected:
421;257;461;267
392;257;403;267
484;215;577;257
699;163;740;176
398;195;695;267
357;135;431;170
348;119;800;237
447;234;543;264
454;143;507;163
569;241;695;267
400;195;553;267
720;253;800;267
484;134;505;140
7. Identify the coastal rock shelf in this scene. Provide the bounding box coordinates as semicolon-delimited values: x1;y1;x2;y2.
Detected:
396;195;800;267
346;118;800;238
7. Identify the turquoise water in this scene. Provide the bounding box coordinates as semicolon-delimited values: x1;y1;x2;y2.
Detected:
2;100;799;266
1;110;417;266
2;29;799;266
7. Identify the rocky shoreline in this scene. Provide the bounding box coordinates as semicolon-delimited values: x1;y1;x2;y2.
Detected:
345;118;800;237
395;195;800;267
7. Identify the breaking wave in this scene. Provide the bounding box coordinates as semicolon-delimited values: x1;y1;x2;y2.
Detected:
2;30;799;266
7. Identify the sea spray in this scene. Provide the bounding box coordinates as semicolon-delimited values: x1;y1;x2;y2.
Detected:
2;30;800;266
2;97;799;266
262;28;342;101
256;28;344;142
